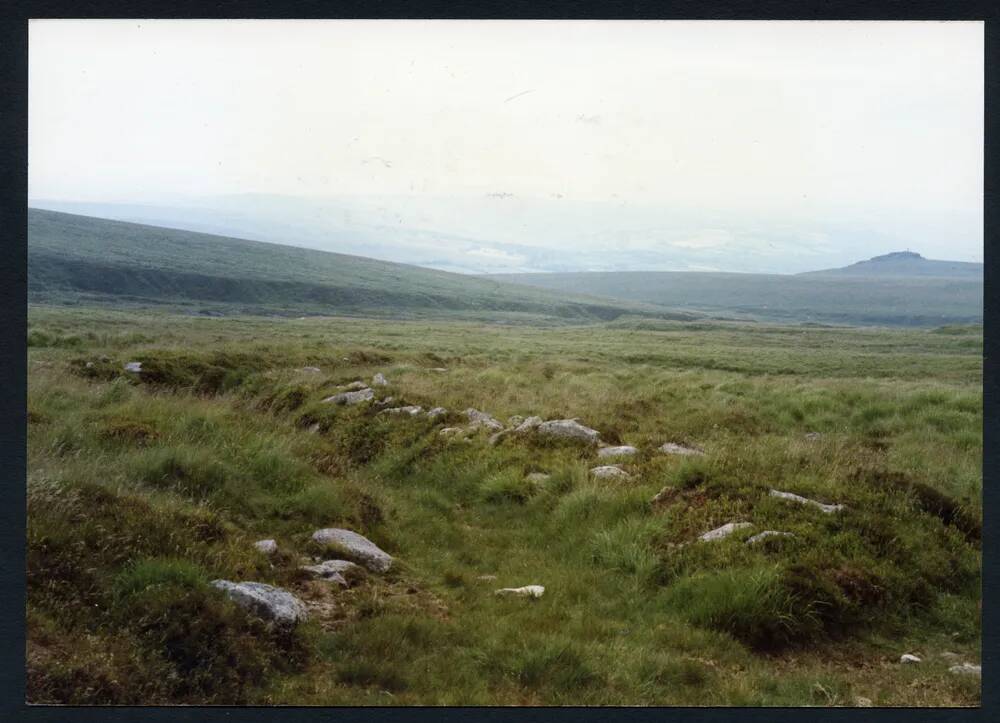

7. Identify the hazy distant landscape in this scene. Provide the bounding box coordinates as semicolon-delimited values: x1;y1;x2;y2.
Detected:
26;19;982;709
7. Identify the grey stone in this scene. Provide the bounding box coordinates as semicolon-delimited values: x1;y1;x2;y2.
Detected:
699;522;752;542
495;585;545;598
507;415;525;427
254;539;278;555
426;407;448;420
804;432;822;441
300;559;362;587
746;531;795;545
439;426;465;437
372;373;388;387
597;445;638;458
514;416;543;432
322;388;374;405
769;489;845;514
211;580;308;626
124;361;142;373
658;442;704;457
900;653;922;664
311;528;393;572
949;663;981;676
341;381;369;391
525;472;551;483
379;405;423;416
591;465;630;479
537;419;601;443
465;408;504;432
300;366;322;373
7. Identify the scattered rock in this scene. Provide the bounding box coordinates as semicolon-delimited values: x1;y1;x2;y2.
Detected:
746;531;795;545
855;697;873;708
769;489;845;514
948;662;981;676
426;407;448;420
341;381;369;391
379;405;423;416
210;580;308;626
311;528;393;572
658;442;704;457
495;585;545;598
597;445;638;458
699;522;752;542
300;559;363;587
488;430;514;446
254;539;278;555
124;361;142;373
536;419;601;443
514;416;543;432
507;415;525;427
591;465;630;479
900;653;922;664
322;388;374;405
300;366;322;373
465;408;504;432
804;432;822;441
372;373;388;387
525;472;551;483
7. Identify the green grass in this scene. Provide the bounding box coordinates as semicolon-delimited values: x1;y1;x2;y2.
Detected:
28;208;690;324
26;305;982;705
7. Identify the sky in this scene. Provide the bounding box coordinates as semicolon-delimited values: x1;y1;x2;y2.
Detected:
29;20;984;271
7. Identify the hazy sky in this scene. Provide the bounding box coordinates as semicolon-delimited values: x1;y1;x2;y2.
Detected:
29;20;984;265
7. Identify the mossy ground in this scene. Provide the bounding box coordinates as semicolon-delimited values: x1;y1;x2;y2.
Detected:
26;306;982;705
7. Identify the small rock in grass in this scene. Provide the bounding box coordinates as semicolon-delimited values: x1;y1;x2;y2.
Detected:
804;432;822;441
308;423;321;434
124;361;142;373
507;415;525;427
211;580;308;626
591;465;630;479
650;487;673;505
855;697;873;707
537;419;601;443
322;388;374;405
940;651;962;662
948;662;981;676
699;522;752;542
769;489;845;514
427;407;448;420
300;559;362;587
465;408;505;432
746;531;795;545
254;539;278;555
85;361;94;369
431;367;448;372
379;405;423;416
659;442;704;457
597;445;638;458
439;426;465;437
311;528;393;572
341;380;369;391
478;574;498;582
514;416;543;432
496;585;545;598
525;472;550;483
372;373;388;387
900;653;922;664
300;366;322;373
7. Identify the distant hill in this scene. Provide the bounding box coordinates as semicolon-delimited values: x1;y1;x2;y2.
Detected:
27;209;691;323
800;251;983;278
489;267;983;327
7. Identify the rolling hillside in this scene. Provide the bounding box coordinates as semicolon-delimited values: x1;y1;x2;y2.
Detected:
490;264;983;328
27;209;690;323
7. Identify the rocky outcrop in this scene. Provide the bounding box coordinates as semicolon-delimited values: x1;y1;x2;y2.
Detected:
536;419;600;443
769;489;845;514
211;580;308;626
699;522;752;542
465;408;504;432
311;528;393;572
322;388;374;405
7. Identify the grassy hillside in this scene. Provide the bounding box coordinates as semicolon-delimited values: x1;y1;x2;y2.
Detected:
27;306;981;705
28;209;688;324
801;251;983;279
488;270;983;327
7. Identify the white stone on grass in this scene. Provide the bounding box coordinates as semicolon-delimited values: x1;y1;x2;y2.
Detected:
426;407;448;420
379;405;423;416
597;445;638;458
341;381;369;391
900;654;922;664
536;419;601;443
300;367;321;373
300;559;363;587
495;585;545;598
591;465;630;480
372;373;388;387
254;539;278;555
124;361;142;373
514;416;543;432
311;528;393;572
525;472;551;483
211;580;308;626
746;531;795;545
322;388;374;405
659;442;704;457
699;522;752;542
949;663;981;676
769;489;845;514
